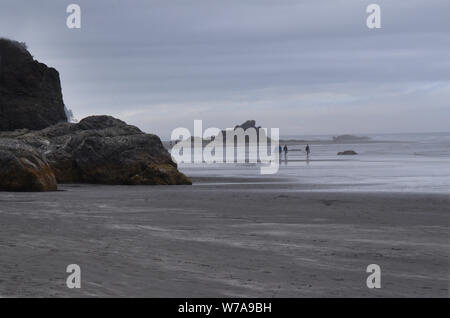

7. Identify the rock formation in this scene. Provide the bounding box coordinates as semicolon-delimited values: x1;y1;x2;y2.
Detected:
0;39;190;191
234;120;262;132
0;116;191;189
337;150;358;155
0;38;67;131
0;138;57;191
216;120;268;144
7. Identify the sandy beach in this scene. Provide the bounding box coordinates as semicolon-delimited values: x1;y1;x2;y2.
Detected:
1;0;449;302
0;177;448;297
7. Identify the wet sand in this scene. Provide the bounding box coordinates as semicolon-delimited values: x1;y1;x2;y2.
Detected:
0;180;448;297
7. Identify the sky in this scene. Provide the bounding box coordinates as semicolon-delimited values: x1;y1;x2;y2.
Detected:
1;0;449;138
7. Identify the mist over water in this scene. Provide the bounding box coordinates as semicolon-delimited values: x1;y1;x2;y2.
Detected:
179;132;450;193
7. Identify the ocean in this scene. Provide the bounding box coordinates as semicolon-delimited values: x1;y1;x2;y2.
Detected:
178;132;450;194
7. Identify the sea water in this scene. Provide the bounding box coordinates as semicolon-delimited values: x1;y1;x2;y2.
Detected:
178;132;450;194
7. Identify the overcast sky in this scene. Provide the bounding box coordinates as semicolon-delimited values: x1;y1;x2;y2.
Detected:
1;0;449;138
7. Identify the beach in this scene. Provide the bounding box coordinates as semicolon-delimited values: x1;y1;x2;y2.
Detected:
0;178;448;297
1;132;449;297
1;0;449;301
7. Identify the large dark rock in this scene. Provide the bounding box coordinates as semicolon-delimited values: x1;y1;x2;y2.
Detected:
0;138;57;191
4;116;191;186
0;39;190;191
0;38;67;131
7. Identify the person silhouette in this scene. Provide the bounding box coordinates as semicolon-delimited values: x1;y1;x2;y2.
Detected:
305;144;310;160
283;144;288;160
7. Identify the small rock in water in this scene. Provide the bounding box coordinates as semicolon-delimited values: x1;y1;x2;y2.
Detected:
337;150;358;155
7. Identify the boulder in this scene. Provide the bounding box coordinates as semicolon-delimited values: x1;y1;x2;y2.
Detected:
0;38;67;131
9;116;191;186
337;150;358;155
0;138;57;191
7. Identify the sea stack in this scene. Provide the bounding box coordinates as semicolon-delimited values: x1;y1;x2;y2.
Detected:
0;38;68;131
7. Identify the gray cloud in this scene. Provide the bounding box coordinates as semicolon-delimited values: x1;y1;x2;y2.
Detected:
1;0;449;138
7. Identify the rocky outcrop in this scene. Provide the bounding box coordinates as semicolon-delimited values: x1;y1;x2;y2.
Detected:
0;38;67;131
0;39;190;191
0;138;57;191
215;120;268;144
2;116;191;187
337;150;358;155
234;120;261;131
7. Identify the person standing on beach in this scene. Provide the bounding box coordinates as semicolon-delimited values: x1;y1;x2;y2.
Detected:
305;144;310;160
279;145;282;159
283;144;288;160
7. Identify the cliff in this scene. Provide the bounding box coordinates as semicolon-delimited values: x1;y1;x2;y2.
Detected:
0;38;67;131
